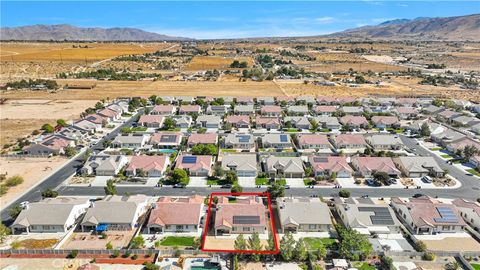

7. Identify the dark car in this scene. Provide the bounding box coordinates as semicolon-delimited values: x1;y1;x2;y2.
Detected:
413;193;424;198
173;183;185;188
221;184;233;189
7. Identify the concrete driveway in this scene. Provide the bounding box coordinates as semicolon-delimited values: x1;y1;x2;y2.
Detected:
188;176;207;187
286;178;305;188
238;177;256;187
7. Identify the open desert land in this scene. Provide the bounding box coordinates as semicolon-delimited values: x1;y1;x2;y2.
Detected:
0;156;68;207
0;99;97;145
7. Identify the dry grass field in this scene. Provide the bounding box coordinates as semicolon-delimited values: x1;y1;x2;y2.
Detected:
184;56;254;71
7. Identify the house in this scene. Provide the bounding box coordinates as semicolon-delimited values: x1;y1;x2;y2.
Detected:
470;155;480;169
276;96;295;105
296;95;316;105
24;135;75;156
176;96;195;104
430;127;465;146
224;134;255;150
225;115;250;129
80;155;129;176
350;157;400;178
126;155;170;177
97;108;120;121
172;115;193;128
407;120;441;135
395;107;418;119
316;96;337;105
150;132;183;148
377;97;396;106
314;105;337;116
206;105;228;116
452;199;480;232
284;116;311;130
264;156;304;178
187;133;218;148
196;115;222;129
11;197;90;234
297;134;330;150
147;195;204;234
159;96;175;104
235;96;254;105
309;156;353;178
339;115;368;128
277;197;333;233
179;105;201;115
437;110;462;123
341;106;364;115
393;156;445;178
257;96;275;105
111;134;148;149
138;115;165;128
396;98;418;106
255;117;281;130
337;97;357;105
260;105;283;117
107;100;128;114
365;134;403;151
391;196;466;235
80;195;150;232
175;155;213;176
261;134;292;149
371;116;400;129
335;197;402;234
451;115;480;127
314;116;341;130
73;119;100;133
422;105;443;115
214;196;266;235
332;134;368;151
84;114;108;126
151;105;176;115
56;127;88;142
234;104;255;115
221;154;258;177
447;137;480;156
287;105;309;116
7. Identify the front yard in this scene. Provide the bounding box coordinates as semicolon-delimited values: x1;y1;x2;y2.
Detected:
255;178;269;185
467;168;480;177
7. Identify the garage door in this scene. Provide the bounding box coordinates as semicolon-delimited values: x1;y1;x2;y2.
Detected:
238;171;256;177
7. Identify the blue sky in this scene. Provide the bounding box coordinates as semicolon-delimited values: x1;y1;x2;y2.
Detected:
1;1;479;39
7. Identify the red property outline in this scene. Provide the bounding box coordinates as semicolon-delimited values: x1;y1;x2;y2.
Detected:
201;192;280;254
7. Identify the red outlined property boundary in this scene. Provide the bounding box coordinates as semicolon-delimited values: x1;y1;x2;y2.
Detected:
201;192;280;254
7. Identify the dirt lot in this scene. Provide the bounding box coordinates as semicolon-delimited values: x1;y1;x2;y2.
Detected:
61;231;135;250
0;99;97;145
203;236;270;251
423;237;480;252
0;156;68;207
185;56;254;71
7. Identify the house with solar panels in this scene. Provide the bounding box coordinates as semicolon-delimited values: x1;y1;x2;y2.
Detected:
223;134;255;151
334;197;402;235
261;134;292;149
175;155;213;176
149;132;183;149
391;196;466;235
214;196;267;236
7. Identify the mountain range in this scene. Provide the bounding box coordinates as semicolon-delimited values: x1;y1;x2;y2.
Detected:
1;13;479;41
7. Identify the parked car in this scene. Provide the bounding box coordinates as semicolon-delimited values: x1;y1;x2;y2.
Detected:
421;175;432;183
173;183;186;188
221;184;233;189
413;193;424;198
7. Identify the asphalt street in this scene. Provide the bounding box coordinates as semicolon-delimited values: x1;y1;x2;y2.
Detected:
0;109;142;223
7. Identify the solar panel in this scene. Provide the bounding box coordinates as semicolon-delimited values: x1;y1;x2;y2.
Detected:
358;207;395;225
280;134;288;142
435;207;459;223
160;134;177;143
182;156;197;164
313;157;328;163
233;215;260;225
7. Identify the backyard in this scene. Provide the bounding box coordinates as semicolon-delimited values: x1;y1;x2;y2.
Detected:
159;236;195;247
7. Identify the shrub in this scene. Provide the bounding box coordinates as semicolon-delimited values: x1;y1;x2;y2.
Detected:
5;176;24;187
41;188;58;198
0;185;8;196
131;254;138;260
112;250;120;258
68;250;78;258
106;242;113;250
11;241;21;249
423;252;435;261
415;240;427;252
338;189;351;198
122;250;131;258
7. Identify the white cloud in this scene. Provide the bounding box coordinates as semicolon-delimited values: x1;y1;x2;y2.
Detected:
315;16;335;24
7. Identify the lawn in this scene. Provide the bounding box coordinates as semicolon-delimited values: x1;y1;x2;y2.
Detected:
430;147;443;151
440;154;453;159
221;149;237;153
275;179;287;186
160;236;195;247
471;264;480;270
255;178;270;185
353;262;375;270
304;179;314;186
467;169;480;177
303;237;337;250
284;128;299;132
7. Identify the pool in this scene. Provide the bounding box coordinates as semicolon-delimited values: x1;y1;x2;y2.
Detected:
158;149;177;153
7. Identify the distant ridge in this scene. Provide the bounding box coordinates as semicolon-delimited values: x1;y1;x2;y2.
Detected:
327;14;480;41
0;24;192;41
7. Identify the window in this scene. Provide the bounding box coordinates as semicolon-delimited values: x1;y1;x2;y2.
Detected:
176;225;183;229
309;224;316;229
442;226;450;231
243;227;250;232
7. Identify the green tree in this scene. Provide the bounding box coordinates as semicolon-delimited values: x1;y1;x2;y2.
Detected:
231;184;243;193
225;170;238;184
5;176;24;187
41;188;58;198
104;179;117;195
41;123;54;133
171;169;189;185
420;122;431;137
373;171;390;186
316;244;327;260
130;235;145;249
309;119;319;132
463;145;479;161
56;119;68;127
248;232;263;261
295;238;308;261
106;241;113;250
163;117;176;130
267;182;285;201
380;255;395;270
280;232;296;261
191;144;217;155
338;189;351;198
415;240;427;252
0;223;11;243
234;234;247;259
213;164;224;179
64;145;77;157
267;231;276;251
337;225;373;261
